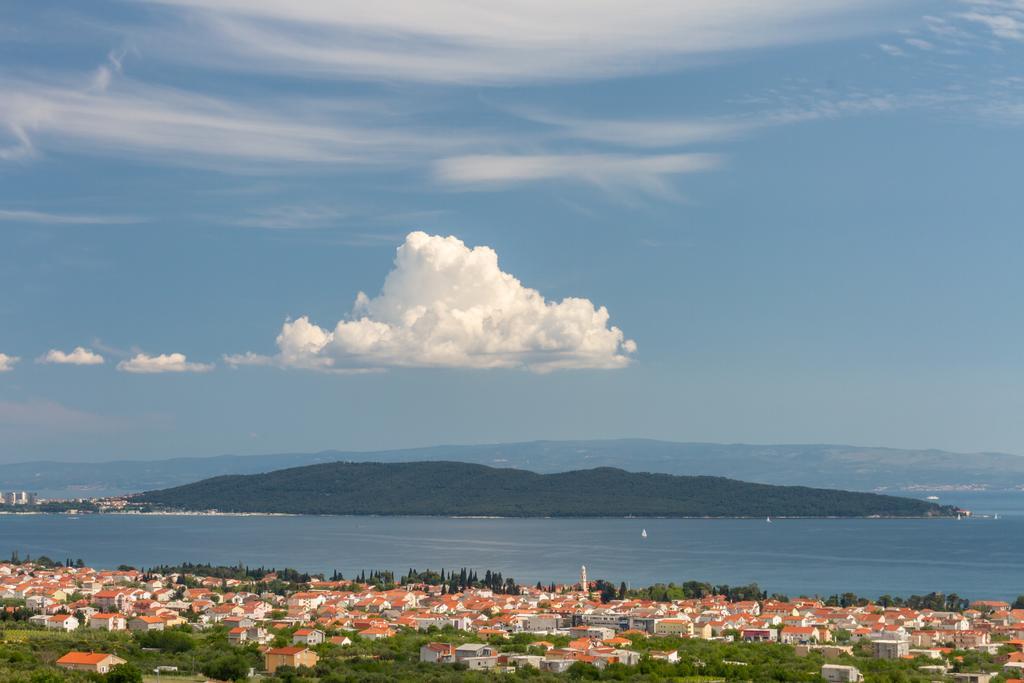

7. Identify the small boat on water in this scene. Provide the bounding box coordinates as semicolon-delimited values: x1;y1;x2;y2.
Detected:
641;529;647;538
766;516;772;523
994;514;1000;520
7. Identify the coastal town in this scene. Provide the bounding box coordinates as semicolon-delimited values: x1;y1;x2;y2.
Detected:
1;559;1023;682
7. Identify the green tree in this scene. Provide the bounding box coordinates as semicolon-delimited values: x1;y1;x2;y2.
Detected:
136;628;195;653
202;653;251;682
105;663;144;683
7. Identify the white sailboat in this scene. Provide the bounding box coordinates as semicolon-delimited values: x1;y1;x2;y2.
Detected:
766;516;772;523
994;514;1000;521
641;528;647;538
956;513;962;520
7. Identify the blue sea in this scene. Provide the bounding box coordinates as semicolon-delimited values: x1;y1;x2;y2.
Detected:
0;491;1020;600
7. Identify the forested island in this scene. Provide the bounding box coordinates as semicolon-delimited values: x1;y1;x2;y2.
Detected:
133;461;954;518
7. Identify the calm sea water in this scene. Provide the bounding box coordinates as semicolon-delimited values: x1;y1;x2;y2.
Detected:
0;491;1020;600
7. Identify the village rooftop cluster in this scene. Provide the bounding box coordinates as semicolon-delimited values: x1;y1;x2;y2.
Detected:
3;561;1024;681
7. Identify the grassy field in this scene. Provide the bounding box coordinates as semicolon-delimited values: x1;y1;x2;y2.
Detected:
0;628;88;642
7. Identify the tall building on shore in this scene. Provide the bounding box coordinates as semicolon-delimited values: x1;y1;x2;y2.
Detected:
1;491;37;505
579;565;588;590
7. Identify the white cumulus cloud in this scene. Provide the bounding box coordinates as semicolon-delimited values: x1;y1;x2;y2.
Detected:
41;347;105;365
235;231;636;373
117;352;214;374
0;353;19;372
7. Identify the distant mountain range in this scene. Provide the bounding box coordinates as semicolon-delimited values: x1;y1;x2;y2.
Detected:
133;461;953;518
5;439;1024;498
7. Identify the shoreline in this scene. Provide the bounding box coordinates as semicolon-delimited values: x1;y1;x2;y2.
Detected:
0;510;966;520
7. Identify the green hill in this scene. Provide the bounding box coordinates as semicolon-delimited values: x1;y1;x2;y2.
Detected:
8;440;1023;498
134;461;953;518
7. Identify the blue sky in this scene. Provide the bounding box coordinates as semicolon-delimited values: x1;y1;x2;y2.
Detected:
2;0;1024;462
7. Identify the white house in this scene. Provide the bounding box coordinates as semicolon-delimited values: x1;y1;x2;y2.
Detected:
46;614;80;632
822;664;864;683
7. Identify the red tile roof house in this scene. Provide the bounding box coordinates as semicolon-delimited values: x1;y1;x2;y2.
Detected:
222;615;256;630
743;628;777;642
358;626;396;640
780;626;827;645
287;592;326;611
208;603;244;622
265;646;319;674
128;615;166;632
89;613;127;631
56;652;126;674
292;628;325;645
229;626;270;646
92;589;133;613
420;642;455;663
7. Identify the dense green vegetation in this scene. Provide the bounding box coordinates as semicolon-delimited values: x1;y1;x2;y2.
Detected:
626;581;777;602
147;561;318;583
135;461;952;517
336;567;522;594
0;501;100;514
0;621;1013;683
824;591;971;611
0;623;261;682
5;552;86;569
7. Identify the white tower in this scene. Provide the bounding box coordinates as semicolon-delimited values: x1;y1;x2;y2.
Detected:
579;565;588;590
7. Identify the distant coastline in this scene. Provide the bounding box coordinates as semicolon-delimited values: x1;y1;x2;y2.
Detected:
0;510;959;520
5;439;1024;500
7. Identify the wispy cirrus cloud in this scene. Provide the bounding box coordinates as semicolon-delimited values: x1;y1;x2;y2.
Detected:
515;112;752;148
228;204;352;230
0;71;481;170
139;0;899;84
434;153;723;195
958;1;1024;41
451;92;950;192
879;42;908;57
0;64;737;197
2;1;1001;200
512;93;936;150
869;6;1024;125
0;209;140;225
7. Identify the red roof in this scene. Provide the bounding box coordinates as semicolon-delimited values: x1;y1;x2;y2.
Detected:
57;652;115;665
